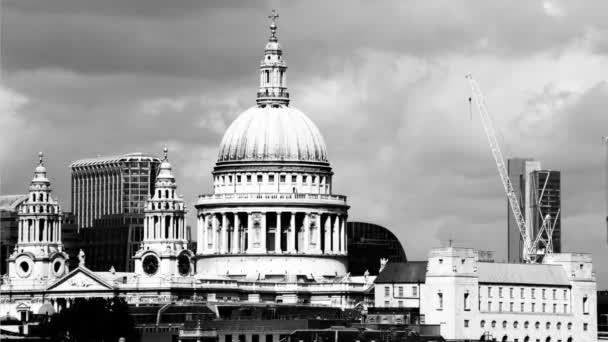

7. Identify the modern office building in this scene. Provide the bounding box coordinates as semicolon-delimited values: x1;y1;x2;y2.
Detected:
529;170;561;255
69;153;161;271
507;158;561;262
69;153;161;229
347;221;407;275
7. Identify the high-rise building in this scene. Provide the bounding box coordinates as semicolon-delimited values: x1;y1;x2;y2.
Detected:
69;153;161;229
507;158;561;262
529;170;561;255
70;153;161;271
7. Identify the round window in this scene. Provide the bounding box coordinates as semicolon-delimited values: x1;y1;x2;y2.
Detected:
142;255;159;276
177;253;190;276
17;258;33;278
20;261;30;273
52;259;64;276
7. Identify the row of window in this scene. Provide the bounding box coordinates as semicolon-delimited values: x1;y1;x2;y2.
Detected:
486;287;568;301
384;285;418;298
215;173;329;186
473;319;587;332
485;301;569;314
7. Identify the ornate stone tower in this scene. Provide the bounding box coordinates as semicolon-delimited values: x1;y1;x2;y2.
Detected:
256;10;289;106
7;153;69;281
134;148;192;278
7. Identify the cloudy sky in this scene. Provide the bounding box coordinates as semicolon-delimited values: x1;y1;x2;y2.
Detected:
2;1;608;286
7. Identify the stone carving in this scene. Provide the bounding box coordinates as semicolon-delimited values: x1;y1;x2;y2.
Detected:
78;249;86;267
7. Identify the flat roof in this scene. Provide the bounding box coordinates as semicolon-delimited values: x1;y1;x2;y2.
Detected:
69;153;160;168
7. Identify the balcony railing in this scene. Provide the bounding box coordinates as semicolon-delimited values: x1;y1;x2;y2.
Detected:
197;192;347;205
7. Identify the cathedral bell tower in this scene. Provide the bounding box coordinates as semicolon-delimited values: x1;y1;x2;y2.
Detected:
8;153;69;281
256;10;289;107
134;148;193;278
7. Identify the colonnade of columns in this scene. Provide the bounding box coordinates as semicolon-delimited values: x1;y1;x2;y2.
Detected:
196;211;347;255
144;214;186;241
18;217;62;243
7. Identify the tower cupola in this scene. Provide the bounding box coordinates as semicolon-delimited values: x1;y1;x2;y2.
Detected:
256;10;289;106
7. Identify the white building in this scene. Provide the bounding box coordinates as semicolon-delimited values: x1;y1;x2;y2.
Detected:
0;13;372;327
374;247;597;342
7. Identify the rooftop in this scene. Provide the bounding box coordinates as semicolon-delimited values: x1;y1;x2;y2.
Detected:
477;262;570;286
375;262;427;284
0;194;28;212
69;152;160;168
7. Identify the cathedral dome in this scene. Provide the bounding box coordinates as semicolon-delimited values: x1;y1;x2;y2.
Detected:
217;105;328;164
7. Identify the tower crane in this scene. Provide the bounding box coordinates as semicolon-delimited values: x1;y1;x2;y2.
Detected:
466;75;553;263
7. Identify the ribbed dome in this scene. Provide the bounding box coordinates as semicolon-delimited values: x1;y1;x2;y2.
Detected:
217;105;328;163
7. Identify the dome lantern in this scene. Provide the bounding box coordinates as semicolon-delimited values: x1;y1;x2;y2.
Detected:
256;10;289;106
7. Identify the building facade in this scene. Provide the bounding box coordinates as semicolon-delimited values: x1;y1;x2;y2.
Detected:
70;153;161;271
70;153;161;229
0;194;29;275
373;247;597;342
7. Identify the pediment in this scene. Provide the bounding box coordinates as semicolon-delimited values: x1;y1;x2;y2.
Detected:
46;267;114;292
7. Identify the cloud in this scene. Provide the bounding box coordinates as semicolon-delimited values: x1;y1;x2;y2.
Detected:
2;1;608;286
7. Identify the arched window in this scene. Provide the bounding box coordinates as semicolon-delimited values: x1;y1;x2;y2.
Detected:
567;322;572;330
38;219;45;241
31;193;35;202
546;322;551;329
524;321;529;329
567;337;572;342
502;335;508;342
165;216;170;239
265;70;270;83
514;321;519;329
38;193;43;201
492;320;497;328
524;336;530;342
481;320;486;328
556;322;562;330
503;321;508;328
165;190;169;198
546;337;551;342
535;322;540;329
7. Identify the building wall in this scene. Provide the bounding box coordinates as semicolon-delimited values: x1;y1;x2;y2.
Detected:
374;283;420;308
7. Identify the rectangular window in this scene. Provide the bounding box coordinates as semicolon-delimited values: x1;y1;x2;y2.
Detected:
499;302;503;312
510;287;514;299
225;335;232;342
398;300;403;307
268;174;275;183
291;175;297;183
488;301;492;311
237;175;242;183
437;292;443;310
384;300;389;307
553;303;557;313
521;302;525;312
464;320;469;328
384;286;390;297
464;291;470;311
252;335;259;342
531;303;535;312
246;175;252;183
542;289;546;299
583;296;589;314
280;175;286;183
228;175;233;183
303;175;308;183
488;287;492;298
412;286;418;297
265;335;273;342
398;286;404;297
584;323;588;331
499;287;503;298
521;288;525;299
564;303;568;313
542;303;546;313
257;174;263;183
509;302;514;312
531;288;536;299
553;289;557;300
563;289;567;300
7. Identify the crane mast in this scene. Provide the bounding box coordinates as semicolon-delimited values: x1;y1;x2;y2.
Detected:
465;75;534;263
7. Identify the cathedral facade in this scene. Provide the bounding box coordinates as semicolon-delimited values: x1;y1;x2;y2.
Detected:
0;13;372;320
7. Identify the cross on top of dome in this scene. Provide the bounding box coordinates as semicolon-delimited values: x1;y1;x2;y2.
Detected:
257;9;289;106
268;10;279;42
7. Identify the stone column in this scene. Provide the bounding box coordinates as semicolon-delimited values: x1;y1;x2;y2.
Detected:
212;214;219;253
289;212;296;253
221;213;228;253
333;215;340;253
198;215;205;254
315;213;322;252
233;213;240;254
303;213;310;253
247;213;253;252
324;215;331;254
275;212;281;253
341;216;347;254
261;212;267;252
